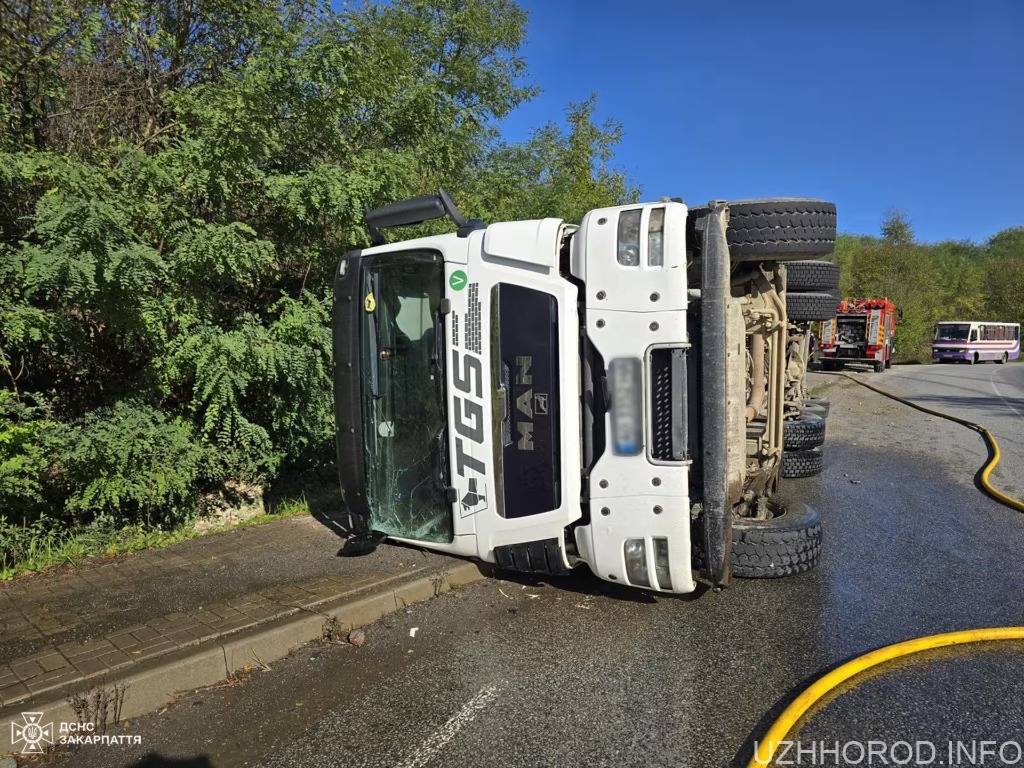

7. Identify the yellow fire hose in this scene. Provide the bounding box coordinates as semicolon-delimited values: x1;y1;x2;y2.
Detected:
749;371;1024;767
838;372;1024;513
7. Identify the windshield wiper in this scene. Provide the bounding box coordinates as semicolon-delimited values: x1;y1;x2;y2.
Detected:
431;299;450;376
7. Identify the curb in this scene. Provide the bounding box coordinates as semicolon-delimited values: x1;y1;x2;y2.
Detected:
1;561;491;753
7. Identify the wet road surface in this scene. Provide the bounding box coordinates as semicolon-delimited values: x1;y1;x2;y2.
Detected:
857;360;1024;501
49;366;1024;768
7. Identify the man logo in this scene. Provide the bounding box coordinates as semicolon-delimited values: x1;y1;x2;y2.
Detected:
514;356;537;451
11;712;53;753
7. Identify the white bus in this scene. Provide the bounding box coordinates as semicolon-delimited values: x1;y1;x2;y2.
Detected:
932;321;1021;364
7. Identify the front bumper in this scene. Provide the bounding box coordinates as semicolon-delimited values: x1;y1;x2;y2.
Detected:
932;350;970;361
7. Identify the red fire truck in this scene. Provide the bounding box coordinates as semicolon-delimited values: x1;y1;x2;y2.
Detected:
818;298;900;372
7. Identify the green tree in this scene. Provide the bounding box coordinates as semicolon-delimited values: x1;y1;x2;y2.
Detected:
0;0;638;541
982;227;1024;325
464;95;638;223
880;208;914;246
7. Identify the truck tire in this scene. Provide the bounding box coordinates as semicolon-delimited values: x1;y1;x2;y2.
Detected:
784;413;826;449
785;260;840;291
802;396;830;417
688;199;837;261
787;291;841;321
781;447;824;478
801;402;828;419
731;503;822;578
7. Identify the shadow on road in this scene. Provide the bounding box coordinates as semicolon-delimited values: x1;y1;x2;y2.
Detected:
489;564;712;604
129;755;213;768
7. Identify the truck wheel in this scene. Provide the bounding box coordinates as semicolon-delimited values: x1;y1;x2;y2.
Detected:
803;396;830;417
781;447;823;478
785;260;840;292
731;503;822;578
688;199;837;261
784;413;826;449
801;402;827;419
873;361;885;373
786;291;841;321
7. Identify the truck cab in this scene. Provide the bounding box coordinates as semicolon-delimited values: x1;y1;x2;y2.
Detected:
334;193;837;593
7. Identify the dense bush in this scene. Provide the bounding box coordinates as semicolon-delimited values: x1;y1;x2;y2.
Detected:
60;401;208;526
0;0;636;550
0;391;57;516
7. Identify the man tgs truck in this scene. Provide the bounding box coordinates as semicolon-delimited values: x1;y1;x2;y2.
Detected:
333;193;836;593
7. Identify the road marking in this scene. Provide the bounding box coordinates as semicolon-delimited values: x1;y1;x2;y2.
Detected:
988;368;1024;420
396;684;499;768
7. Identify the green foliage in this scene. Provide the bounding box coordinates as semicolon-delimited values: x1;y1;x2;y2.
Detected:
982;228;1024;326
464;96;639;223
61;401;208;526
0;515;73;577
0;391;58;515
0;0;637;575
0;486;320;579
880;209;914;246
835;216;1024;362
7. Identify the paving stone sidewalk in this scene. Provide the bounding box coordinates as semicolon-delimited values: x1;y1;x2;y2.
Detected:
0;513;465;709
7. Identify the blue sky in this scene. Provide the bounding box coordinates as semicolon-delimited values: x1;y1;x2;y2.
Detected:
498;0;1024;243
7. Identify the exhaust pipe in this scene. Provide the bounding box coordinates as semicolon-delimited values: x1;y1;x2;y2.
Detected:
699;202;732;589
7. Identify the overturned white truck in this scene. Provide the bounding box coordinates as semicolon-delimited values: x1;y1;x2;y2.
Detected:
333;194;837;592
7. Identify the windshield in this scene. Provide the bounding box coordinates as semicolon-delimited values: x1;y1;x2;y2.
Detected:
935;324;970;342
360;251;452;543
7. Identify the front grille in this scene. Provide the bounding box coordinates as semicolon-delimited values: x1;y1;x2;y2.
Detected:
650;348;687;461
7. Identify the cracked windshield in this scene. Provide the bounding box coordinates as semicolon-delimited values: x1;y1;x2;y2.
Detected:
361;251;452;543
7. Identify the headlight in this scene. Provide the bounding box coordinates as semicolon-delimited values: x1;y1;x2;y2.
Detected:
617;209;641;266
647;207;665;267
624;539;650;587
609;357;642;455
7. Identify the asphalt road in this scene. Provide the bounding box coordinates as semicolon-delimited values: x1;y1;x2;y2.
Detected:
49;364;1024;768
857;359;1024;502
